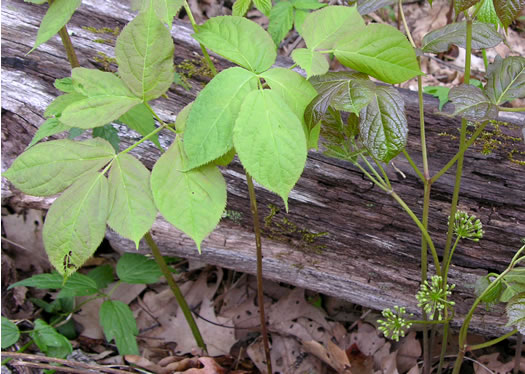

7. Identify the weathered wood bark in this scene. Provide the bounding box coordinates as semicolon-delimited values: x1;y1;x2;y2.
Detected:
2;0;525;337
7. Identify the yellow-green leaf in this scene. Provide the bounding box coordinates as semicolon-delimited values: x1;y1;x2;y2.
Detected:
233;89;306;210
31;0;82;52
334;23;421;84
183;67;258;169
192;16;276;73
116;5;175;101
4;138;115;196
108;154;157;248
43;172;109;276
151;140;227;252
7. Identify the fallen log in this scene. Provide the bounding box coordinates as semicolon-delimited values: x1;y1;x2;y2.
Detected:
2;0;525;337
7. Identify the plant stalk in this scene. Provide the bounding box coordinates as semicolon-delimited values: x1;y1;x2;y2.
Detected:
467;329;518;351
451;245;525;374
145;232;207;353
430;120;488;183
246;174;273;374
182;1;217;76
499;106;525;112
514;333;523;374
440;18;473;374
399;2;434;369
390;191;441;275
48;0;80;69
245;174;273;373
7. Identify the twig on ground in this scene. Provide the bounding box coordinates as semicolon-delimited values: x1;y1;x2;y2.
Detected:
1;352;135;374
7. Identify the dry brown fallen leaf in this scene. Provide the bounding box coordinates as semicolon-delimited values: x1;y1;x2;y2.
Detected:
474;352;525;374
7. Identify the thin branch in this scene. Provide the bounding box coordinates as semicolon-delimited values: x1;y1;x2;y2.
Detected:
1;352;134;374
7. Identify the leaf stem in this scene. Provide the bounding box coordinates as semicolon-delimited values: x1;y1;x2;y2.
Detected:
443;236;460;284
390;191;441;275
182;1;217;76
402;149;425;183
144;232;207;353
120;124;166;155
48;0;80;69
467;329;518;351
441;18;472;276
498;106;525;112
430;120;488;183
398;0;416;48
246;173;273;374
452;244;525;374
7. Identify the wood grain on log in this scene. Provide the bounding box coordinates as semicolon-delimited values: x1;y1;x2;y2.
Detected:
2;0;525;337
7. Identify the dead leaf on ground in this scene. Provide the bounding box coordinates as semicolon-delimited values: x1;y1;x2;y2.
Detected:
302;339;352;373
474;352;525;374
394;332;421;373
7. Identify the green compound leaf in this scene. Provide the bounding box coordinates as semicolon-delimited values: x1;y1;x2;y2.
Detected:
359;86;408;162
334;23;421;84
45;93;86;118
116;5;175;101
56;273;100;298
485;56;525;105
93;124;120;153
1;317;20;349
116;253;163;284
183;67;258;169
27;118;70;149
268;1;294;46
293;9;309;35
175;102;193;135
423;86;451;110
107;154;157;248
31;0;82;52
301;6;365;50
477;0;499;29
87;265;114;290
233;89;306;210
253;0;272;16
3;138;115;196
449;84;499;121
30;319;72;359
421;21;504;54
192;16;276;73
292;0;326;10
100;300;139;355
501;282;525;302
309;71;376;118
54;77;75;93
43;172;109;277
8;272;64;290
506;292;525;334
151;140;227;252
60;68;141;129
474;275;503;305
260;67;317;121
455;0;481;14
493;0;525;29
133;0;184;25
291;48;329;78
119;103;161;149
356;0;396;15
233;0;252;16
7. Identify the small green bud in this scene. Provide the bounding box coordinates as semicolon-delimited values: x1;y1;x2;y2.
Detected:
452;210;484;241
416;275;455;320
377;306;413;342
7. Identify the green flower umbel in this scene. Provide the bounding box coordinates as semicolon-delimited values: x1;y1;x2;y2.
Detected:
416;275;455;320
378;306;413;341
453;210;484;241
